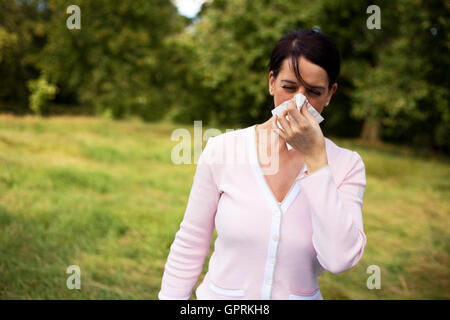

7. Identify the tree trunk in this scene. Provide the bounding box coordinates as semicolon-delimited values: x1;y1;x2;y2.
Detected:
360;119;382;141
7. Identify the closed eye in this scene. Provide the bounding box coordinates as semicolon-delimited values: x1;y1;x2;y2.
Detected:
282;86;321;96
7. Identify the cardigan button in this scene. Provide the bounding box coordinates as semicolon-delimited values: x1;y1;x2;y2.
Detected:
266;279;273;285
273;235;279;241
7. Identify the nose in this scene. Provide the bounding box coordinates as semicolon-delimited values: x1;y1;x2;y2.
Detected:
295;85;307;96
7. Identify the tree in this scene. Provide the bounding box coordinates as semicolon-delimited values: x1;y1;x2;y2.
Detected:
180;0;448;152
0;0;47;112
319;0;449;150
175;0;322;127
173;0;371;138
39;0;186;120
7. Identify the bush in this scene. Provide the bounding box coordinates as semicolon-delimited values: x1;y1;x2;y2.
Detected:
27;77;58;116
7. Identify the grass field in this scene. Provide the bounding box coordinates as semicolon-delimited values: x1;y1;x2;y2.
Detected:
0;114;448;299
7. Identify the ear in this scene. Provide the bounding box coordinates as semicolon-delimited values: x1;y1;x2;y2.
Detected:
268;71;275;96
325;82;338;106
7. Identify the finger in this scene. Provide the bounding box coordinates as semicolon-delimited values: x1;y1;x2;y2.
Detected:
273;115;287;138
287;100;308;127
278;108;293;137
302;101;321;126
300;100;311;117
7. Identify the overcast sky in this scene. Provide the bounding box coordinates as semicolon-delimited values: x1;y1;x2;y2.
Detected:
174;0;208;18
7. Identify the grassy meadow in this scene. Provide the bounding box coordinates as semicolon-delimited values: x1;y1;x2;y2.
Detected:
0;115;448;299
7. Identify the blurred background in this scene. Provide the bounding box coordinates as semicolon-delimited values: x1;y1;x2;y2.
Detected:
0;0;448;299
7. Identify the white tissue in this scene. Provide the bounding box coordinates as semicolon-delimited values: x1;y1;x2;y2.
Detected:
271;93;324;150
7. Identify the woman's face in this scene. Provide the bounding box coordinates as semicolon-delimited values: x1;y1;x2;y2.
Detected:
269;56;337;114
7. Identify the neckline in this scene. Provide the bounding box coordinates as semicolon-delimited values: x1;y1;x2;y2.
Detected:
248;124;307;212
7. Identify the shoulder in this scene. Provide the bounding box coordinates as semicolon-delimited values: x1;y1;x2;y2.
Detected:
199;127;250;189
203;126;250;156
325;137;364;163
208;126;249;146
324;137;365;183
200;126;250;165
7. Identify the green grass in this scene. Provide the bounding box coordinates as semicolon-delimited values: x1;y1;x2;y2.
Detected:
0;114;448;299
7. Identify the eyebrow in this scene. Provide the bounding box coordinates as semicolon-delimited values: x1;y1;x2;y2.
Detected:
281;79;325;90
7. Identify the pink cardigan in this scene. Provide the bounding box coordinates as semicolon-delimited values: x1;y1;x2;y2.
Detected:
158;124;367;300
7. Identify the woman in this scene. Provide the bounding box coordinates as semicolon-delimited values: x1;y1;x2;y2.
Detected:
159;29;367;300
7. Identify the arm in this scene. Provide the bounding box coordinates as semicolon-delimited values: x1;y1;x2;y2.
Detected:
296;151;367;274
158;137;220;299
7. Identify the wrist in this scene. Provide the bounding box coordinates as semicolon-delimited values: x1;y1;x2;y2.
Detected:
304;151;328;174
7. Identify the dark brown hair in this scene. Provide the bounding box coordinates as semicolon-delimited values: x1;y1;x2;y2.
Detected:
269;29;340;90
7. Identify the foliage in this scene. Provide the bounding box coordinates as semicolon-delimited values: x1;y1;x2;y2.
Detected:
341;0;449;149
38;0;186;120
177;0;449;150
174;0;323;126
27;76;58;115
0;0;448;152
0;0;47;109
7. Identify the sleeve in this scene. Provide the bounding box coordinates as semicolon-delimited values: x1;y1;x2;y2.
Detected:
158;137;221;299
296;151;367;274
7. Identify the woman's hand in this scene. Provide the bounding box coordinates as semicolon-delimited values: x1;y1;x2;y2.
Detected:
274;100;328;173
